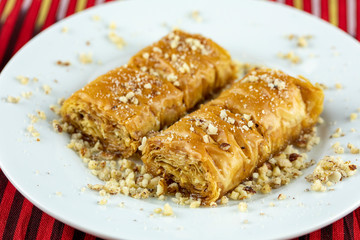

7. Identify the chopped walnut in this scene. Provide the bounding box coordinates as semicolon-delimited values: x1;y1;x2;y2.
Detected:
108;31;126;49
109;21;117;29
277;194;286;200
92;15;101;21
306;155;357;192
330;128;344;138
220;196;229;205
203;135;211;143
347;143;360;154
332;142;344;154
190;10;203;23
207;124;218;135
277;51;301;64
21;91;33;99
297;36;308;47
144;83;152;89
42;85;52;94
61;26;68;33
350;113;358;121
7;96;20;103
238;202;248;212
335;83;343;89
163;203;174;216
79;52;93;64
16;75;29;85
138;137;147;152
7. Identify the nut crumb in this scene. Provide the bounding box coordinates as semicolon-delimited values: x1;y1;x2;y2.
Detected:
306;155;357;192
190;10;203;23
92;15;100;21
154;208;162;214
79;52;93;64
277;194;286;200
332;142;344;154
42;85;52;94
277;51;301;64
335;83;343;89
16;75;29;85
144;83;152;89
109;21;117;29
21;91;33;99
347;143;360;154
108;31;126;49
163;203;173;216
7;96;20;103
238;202;248;212
220;196;228;205
350;113;358;121
207;123;218;135
330;128;344;138
297;36;308;47
189;200;201;208
98;198;108;205
61;26;68;33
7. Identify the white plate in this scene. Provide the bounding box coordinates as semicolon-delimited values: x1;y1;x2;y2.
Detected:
1;0;360;239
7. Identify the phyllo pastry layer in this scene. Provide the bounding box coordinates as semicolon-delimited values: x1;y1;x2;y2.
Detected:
61;30;236;158
142;68;324;204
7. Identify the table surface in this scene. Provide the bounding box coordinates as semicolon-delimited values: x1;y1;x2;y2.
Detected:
0;0;360;239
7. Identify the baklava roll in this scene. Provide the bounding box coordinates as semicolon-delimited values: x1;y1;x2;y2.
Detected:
61;30;236;158
128;29;235;109
142;69;324;204
61;67;185;158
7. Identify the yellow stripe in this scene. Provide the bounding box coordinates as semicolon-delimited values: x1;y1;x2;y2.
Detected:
293;0;303;10
75;0;87;13
1;0;16;22
329;0;339;26
35;0;51;29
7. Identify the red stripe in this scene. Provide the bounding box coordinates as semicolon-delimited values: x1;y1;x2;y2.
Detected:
35;213;55;240
42;0;61;30
353;211;360;240
0;0;7;18
285;0;294;6
321;0;329;21
86;0;96;8
84;234;96;240
303;0;312;13
13;199;34;239
0;183;17;237
0;0;24;65
309;229;321;240
61;224;75;240
357;0;360;41
338;0;347;31
12;0;42;54
65;0;77;17
333;218;344;240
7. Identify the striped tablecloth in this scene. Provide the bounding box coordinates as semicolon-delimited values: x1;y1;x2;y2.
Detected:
0;0;359;239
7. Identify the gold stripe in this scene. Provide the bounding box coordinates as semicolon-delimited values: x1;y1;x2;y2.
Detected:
35;0;51;29
329;0;339;26
1;0;16;22
293;0;303;10
75;0;87;13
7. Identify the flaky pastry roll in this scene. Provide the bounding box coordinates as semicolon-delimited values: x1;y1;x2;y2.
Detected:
142;68;324;204
128;29;235;109
61;30;236;158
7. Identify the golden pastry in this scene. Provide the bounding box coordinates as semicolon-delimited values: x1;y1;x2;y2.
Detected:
61;30;236;158
142;68;324;204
